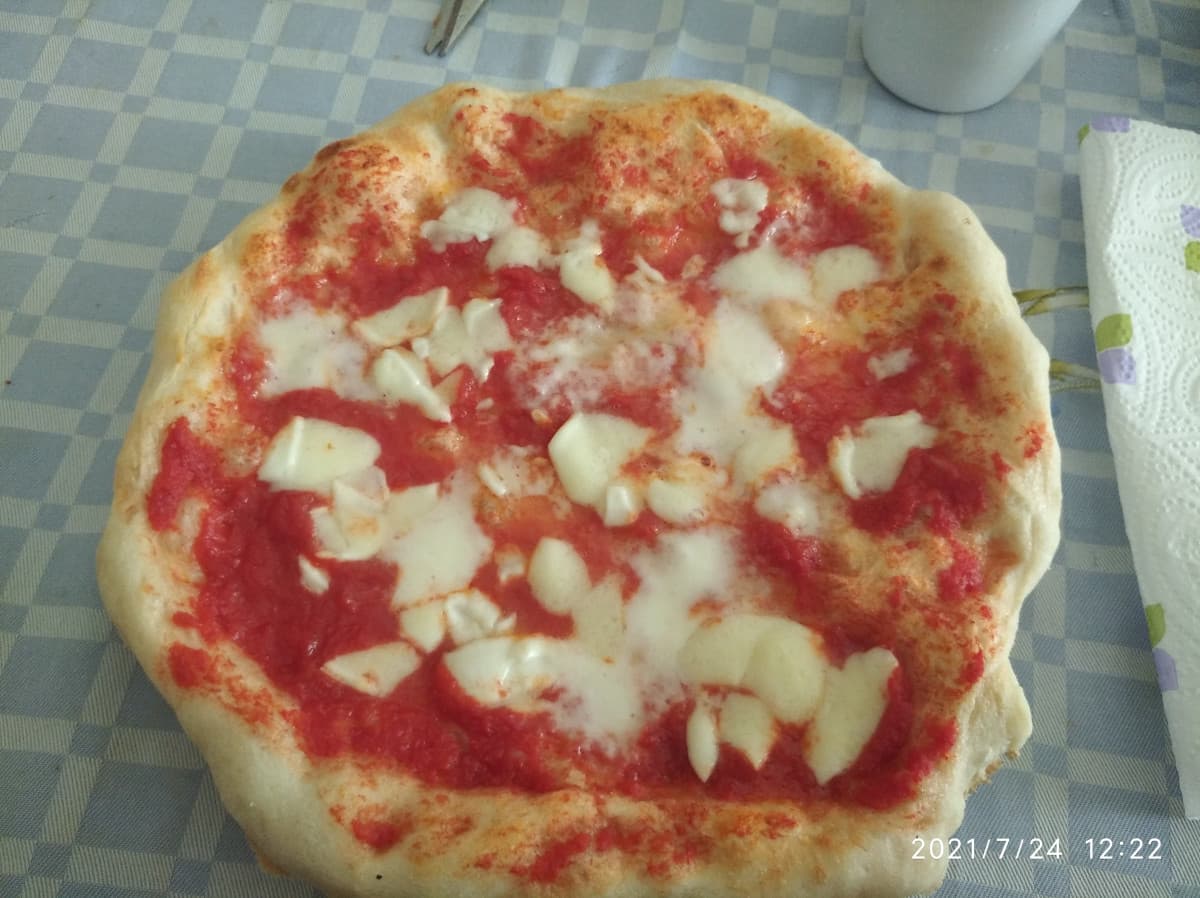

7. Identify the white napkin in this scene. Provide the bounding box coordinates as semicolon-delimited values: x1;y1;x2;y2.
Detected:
1079;116;1200;818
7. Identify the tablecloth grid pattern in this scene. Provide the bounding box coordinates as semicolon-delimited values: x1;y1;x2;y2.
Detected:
1;1;1199;896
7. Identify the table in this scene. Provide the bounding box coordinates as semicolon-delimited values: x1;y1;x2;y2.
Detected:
1;1;1199;895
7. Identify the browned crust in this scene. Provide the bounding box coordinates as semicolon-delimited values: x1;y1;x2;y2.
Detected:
97;79;1061;898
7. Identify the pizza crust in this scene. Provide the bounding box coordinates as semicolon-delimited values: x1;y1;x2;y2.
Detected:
98;79;1061;898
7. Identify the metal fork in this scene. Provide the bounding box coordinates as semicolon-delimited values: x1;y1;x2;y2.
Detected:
424;0;490;56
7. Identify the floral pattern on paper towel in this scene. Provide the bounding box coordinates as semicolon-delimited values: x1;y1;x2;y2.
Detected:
1146;604;1178;692
1094;313;1136;385
1182;205;1200;272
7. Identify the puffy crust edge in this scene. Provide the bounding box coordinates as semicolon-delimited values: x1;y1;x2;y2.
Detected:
97;79;1061;898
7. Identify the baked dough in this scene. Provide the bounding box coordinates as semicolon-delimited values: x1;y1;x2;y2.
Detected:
98;80;1061;898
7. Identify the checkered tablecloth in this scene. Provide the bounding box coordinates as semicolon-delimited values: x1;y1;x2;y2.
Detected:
2;1;1199;896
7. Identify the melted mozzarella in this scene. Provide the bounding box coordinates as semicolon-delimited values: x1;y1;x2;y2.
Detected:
868;347;914;380
646;477;708;525
444;589;509;644
558;221;617;312
487;225;550;270
321;642;420;697
686;704;720;782
829;411;937;499
258;417;380;492
733;424;797;486
371;347;452;422
805;648;898;784
400;601;446;652
719;693;775;769
548;412;651;514
673;300;786;465
712;178;769;248
754;478;820;535
352;287;448;346
298;557;329;594
386;476;493;606
420;188;516;250
310;466;389;561
810;245;882;308
710;243;812;306
258;307;374;400
416;298;514;382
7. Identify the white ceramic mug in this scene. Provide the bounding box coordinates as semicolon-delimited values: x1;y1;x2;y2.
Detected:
862;0;1082;113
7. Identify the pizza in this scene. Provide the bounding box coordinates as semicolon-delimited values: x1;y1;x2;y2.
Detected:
97;80;1061;898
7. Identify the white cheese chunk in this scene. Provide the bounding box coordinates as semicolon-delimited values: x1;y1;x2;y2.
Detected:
673;300;786;465
371;347;452;423
805;648;899;785
311;466;389;561
559;221;617;313
476;446;553;499
573;576;625;660
258;417;381;492
321;642;420;697
677;614;776;688
420;187;516;250
387;476;493;606
421;298;514;381
686;704;720;782
298;556;329;594
646;477;708;525
400;601;446;653
732;425;797;486
712;178;769;248
444;636;642;745
868;347;914;380
444;589;506;644
602;482;643;527
258;307;373;400
810;245;882;308
527;537;591;615
384;483;440;534
351;287;448;346
495;546;526;583
754;478;820;536
829;411;936;499
719;693;775;769
548;412;651;513
710;243;812;306
487;225;550;270
741;622;827;722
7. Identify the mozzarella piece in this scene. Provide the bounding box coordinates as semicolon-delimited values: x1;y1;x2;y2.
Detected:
548;412;651;513
258;417;381;492
370;348;452;423
646;477;708;525
420;298;514;381
527;537;591;614
311;466;389;561
868;347;914;380
476;446;554;499
258;307;372;400
719;693;775;769
805;648;899;785
829;411;937;499
387;476;493;606
559;221;617;313
810;245;882;308
603;482;643;527
486;225;550;270
420;188;516;250
400;601;446;652
321;642;420;697
677;614;775;687
712;178;769;248
686;704;720;782
573;576;625;659
732;425;797;486
741;622;827;722
710;243;812;306
443;636;642;744
444;589;505;644
495;546;526;583
384;483;440;534
673;300;786;465
754;478;820;535
298;557;329;594
352;287;448;346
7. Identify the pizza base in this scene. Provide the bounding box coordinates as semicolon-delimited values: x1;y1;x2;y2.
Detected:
98;79;1061;898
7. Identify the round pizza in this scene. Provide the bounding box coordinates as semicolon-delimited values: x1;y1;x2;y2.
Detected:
98;80;1061;898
